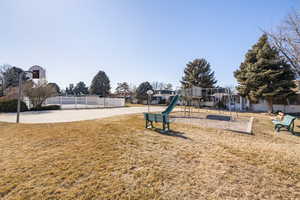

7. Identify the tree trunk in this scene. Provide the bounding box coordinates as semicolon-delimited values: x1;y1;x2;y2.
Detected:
266;97;273;113
248;101;252;111
246;97;252;111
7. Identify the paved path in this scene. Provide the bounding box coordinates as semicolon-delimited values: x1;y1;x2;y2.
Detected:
0;107;166;124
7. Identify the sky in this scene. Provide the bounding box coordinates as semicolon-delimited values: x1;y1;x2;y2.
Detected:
0;0;299;90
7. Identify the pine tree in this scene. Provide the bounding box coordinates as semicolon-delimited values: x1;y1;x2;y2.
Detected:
136;82;153;103
65;84;75;95
90;70;111;97
234;34;296;113
181;58;217;88
4;66;27;88
74;81;89;96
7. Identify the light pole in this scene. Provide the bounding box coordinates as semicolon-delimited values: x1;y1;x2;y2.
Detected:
16;71;24;123
146;90;154;112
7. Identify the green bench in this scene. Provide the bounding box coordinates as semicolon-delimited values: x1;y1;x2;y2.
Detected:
144;95;179;131
272;114;296;134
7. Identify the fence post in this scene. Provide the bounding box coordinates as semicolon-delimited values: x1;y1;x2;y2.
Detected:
75;96;77;109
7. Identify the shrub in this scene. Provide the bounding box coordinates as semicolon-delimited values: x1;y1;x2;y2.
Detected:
30;105;61;111
0;99;28;112
24;81;57;108
0;87;19;101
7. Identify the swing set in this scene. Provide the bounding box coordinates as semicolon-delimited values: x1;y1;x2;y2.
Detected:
180;86;238;120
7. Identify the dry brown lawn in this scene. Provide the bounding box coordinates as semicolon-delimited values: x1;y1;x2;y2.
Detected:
0;112;300;199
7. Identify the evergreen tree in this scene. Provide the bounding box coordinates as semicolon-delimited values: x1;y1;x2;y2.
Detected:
0;64;12;92
74;81;89;96
90;70;111;96
136;82;153;102
181;58;217;88
65;83;75;95
234;34;296;113
0;83;3;97
4;66;27;88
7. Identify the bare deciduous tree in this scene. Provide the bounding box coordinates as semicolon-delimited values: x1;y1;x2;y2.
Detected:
151;82;173;90
164;83;173;90
128;83;137;97
265;10;300;74
115;82;130;97
24;81;57;109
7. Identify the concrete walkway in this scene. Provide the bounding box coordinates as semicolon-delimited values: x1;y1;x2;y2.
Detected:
0;106;166;124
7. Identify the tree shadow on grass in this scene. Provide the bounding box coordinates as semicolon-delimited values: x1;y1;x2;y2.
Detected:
278;126;300;137
292;131;300;137
151;128;191;140
26;110;57;114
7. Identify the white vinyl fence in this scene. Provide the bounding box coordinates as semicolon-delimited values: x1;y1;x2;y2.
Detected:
251;103;300;113
45;96;125;109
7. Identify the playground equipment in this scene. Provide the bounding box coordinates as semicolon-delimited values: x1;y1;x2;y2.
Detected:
164;86;253;133
144;95;179;131
179;86;238;119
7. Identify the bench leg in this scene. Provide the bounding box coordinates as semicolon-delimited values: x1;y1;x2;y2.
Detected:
289;123;294;134
275;125;281;133
161;122;170;132
145;120;152;129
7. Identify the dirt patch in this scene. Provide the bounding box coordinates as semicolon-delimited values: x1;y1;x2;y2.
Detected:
171;111;252;133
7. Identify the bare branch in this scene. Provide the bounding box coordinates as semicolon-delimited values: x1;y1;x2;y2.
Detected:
264;10;300;74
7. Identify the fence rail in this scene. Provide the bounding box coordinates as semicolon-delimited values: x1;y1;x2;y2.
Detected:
32;96;125;109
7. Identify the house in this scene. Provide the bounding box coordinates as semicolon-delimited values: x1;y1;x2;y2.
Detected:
179;86;233;108
237;95;300;113
234;80;300;113
180;85;300;113
152;89;176;104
